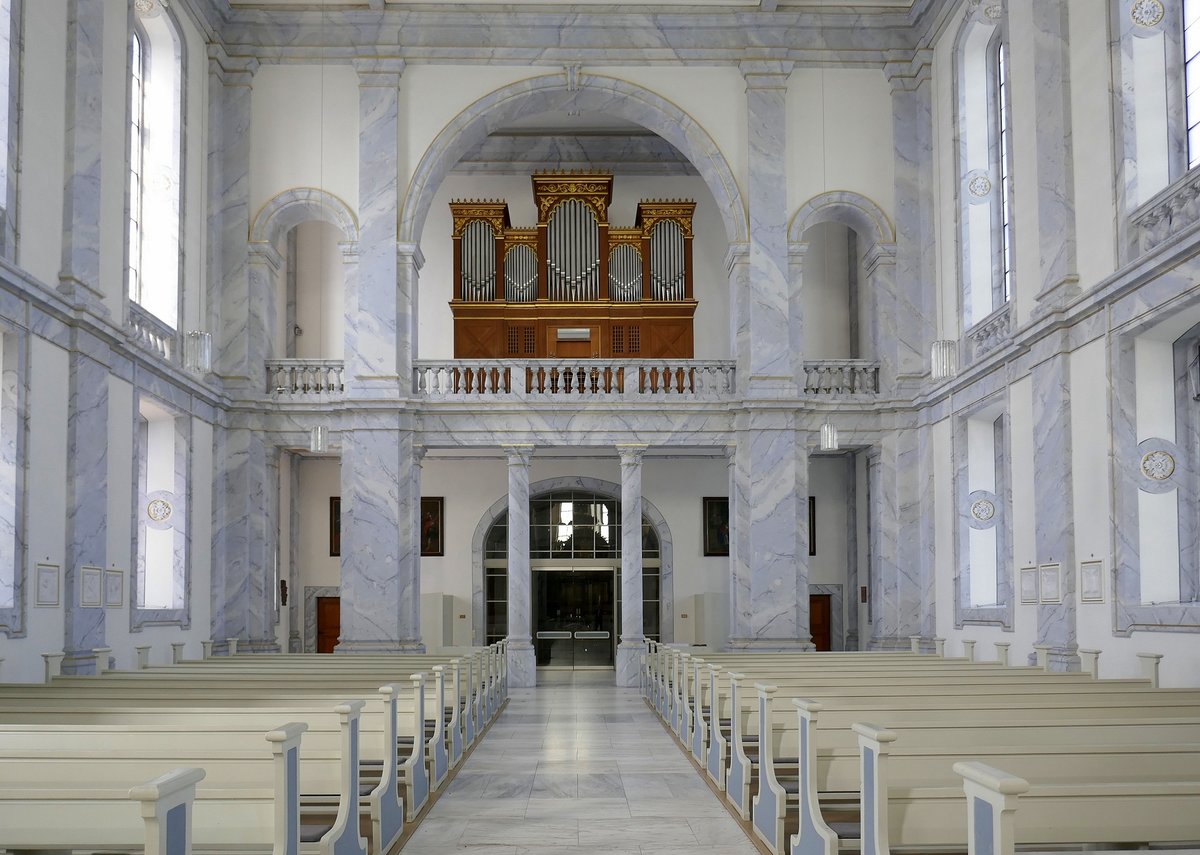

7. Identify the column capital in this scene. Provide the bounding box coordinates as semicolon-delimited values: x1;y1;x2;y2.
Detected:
724;241;750;274
503;444;534;467
397;242;425;271
883;49;933;92
616;444;648;467
740;58;794;90
208;45;260;86
413;444;427;465
354;57;406;86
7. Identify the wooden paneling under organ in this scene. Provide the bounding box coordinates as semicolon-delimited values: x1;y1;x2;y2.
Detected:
450;173;697;359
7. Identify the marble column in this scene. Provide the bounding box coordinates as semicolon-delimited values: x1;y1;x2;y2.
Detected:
397;243;423;387
728;419;813;650
206;46;259;393
210;428;279;651
739;57;796;398
337;428;423;652
61;334;108;674
348;60;405;399
1027;0;1080;312
616;445;647;687
884;52;937;392
57;0;107;317
1031;346;1078;670
505;445;535;687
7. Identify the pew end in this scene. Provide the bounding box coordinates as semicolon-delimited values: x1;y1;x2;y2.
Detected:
129;766;206;855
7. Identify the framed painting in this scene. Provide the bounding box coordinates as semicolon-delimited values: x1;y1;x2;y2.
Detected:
80;566;103;608
1019;567;1038;604
703;497;729;557
329;497;341;557
421;497;444;557
1038;563;1062;604
35;563;60;607
104;569;124;608
1080;559;1105;603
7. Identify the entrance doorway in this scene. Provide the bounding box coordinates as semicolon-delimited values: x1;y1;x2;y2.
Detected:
316;596;341;653
533;568;616;669
809;593;832;652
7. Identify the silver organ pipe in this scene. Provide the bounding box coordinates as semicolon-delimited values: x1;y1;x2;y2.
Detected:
505;244;537;302
547;199;600;301
461;220;497;301
607;244;642;303
650;220;685;301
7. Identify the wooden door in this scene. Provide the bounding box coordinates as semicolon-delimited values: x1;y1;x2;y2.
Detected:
317;596;340;654
809;594;832;652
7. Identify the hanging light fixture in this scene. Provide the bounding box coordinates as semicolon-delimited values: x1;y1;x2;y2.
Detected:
310;426;328;454
820;422;839;451
931;339;959;381
183;330;212;374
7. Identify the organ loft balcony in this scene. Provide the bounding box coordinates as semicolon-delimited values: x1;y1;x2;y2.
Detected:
265;172;880;404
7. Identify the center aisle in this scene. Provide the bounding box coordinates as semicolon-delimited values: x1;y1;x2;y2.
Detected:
399;671;761;855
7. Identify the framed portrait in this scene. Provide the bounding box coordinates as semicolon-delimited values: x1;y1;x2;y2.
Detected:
703;497;729;557
1080;559;1105;603
1038;563;1061;604
35;563;60;607
104;569;124;608
80;566;103;608
1019;567;1038;604
808;496;817;557
329;497;341;557
421;497;444;557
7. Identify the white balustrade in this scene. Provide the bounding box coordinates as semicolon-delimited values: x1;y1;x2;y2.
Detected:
128;304;176;363
801;360;880;395
413;359;735;400
266;360;345;395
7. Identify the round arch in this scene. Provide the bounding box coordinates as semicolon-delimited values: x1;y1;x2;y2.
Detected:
250;187;360;248
788;190;895;248
399;73;748;248
469;475;675;646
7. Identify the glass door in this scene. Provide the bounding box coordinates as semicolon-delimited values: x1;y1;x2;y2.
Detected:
533;568;616;668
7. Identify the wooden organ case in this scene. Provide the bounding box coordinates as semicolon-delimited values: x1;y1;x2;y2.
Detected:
449;173;697;360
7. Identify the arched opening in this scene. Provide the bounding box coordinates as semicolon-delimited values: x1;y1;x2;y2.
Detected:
471;476;674;661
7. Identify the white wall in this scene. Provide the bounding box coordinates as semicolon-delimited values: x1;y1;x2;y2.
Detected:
293;220;345;360
295;457;342;598
417;173;731;359
801;222;853;359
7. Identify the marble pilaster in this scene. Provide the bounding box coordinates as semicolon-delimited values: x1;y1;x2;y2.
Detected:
337;429;423;651
397;243;423;387
61;341;108;673
57;0;107;316
1031;349;1078;670
739;59;796;397
884;53;937;388
1029;0;1080;311
207;47;259;390
616;444;646;687
347;60;405;398
505;445;535;687
210;428;279;651
728;418;813;650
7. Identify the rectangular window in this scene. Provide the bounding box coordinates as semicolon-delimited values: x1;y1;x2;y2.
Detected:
996;43;1013;302
1186;0;1200;167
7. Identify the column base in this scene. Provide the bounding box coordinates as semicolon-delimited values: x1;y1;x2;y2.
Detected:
59;650;99;676
616;640;646;688
866;636;914;651
1043;648;1081;673
507;640;536;688
725;637;815;652
334;639;425;654
238;639;283;653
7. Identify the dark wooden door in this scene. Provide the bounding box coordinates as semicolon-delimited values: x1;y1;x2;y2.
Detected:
317;596;341;654
809;594;832;652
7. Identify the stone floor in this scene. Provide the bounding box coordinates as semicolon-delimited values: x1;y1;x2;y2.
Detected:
398;670;762;855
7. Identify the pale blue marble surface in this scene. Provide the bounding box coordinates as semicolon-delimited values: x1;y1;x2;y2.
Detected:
505;446;535;686
616;445;646;687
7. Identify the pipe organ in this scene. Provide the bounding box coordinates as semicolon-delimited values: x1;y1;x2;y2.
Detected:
450;172;697;359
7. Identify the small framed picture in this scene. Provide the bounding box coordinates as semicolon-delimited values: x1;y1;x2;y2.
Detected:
329;497;341;557
104;569;124;608
1038;563;1061;604
35;563;60;607
1080;559;1105;603
421;497;444;557
1019;566;1038;604
80;566;103;608
703;497;729;557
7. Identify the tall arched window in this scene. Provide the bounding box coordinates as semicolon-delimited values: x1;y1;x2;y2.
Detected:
955;8;1013;334
1186;0;1200;168
128;3;183;329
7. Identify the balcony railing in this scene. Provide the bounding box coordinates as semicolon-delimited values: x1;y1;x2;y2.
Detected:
267;359;345;395
413;359;736;400
128;303;176;363
801;360;880;395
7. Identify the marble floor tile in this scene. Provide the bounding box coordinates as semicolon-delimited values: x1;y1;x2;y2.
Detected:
399;674;759;854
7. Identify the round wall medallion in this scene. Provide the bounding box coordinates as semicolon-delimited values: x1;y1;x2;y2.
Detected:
968;174;993;197
1131;0;1165;28
970;498;996;522
133;0;160;16
147;497;174;523
984;4;1003;20
1140;449;1176;481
